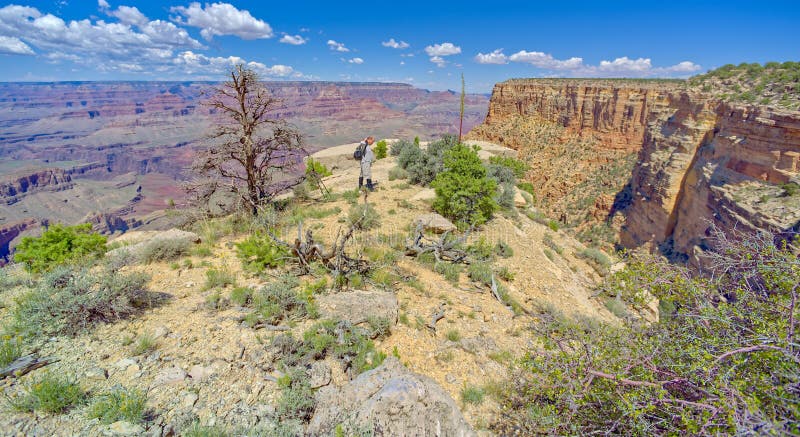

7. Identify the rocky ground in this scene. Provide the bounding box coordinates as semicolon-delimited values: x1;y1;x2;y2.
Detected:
0;141;616;436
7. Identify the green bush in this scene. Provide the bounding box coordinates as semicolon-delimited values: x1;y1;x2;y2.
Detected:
8;265;150;337
88;386;147;424
305;158;332;178
236;233;289;272
140;238;191;263
388;166;408;181
496;231;800;434
467;262;493;286
230;286;253;306
8;373;85;414
202;268;236;290
396;135;457;185
14;223;107;273
347;203;380;230
390;139;415;157
0;335;22;367
374;140;388;159
576;248;612;272
460;385;485;406
517;181;535;196
245;276;317;327
431;144;497;229
434;261;462;284
489;155;529;178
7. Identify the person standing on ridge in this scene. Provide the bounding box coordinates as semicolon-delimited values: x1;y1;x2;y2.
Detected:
358;136;376;191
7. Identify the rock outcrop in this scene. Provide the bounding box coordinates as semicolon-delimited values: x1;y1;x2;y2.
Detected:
308;357;476;436
471;79;800;260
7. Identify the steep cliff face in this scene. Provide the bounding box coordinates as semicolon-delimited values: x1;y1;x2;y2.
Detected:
0;168;73;205
480;79;678;151
471;79;800;259
623;99;800;259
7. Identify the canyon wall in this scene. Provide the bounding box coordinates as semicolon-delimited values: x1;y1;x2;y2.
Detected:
471;79;800;260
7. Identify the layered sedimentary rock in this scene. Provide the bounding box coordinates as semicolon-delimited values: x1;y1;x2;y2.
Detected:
480;79;678;151
0;168;73;205
472;79;800;260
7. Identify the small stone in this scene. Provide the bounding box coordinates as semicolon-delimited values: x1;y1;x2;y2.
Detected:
445;374;457;384
308;362;331;389
182;392;199;409
152;325;170;339
104;421;144;436
153;366;187;386
188;364;214;381
114;358;137;369
85;367;108;381
185;282;195;289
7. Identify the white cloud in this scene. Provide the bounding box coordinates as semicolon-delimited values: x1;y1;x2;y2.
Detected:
327;39;349;52
425;42;460;57
279;34;306;45
382;38;409;49
662;61;702;73
173;50;293;77
98;0;110;9
110;5;147;27
598;56;651;73
170;2;273;41
348;57;363;64
0;36;34;55
509;50;584;70
430;56;446;68
474;49;507;65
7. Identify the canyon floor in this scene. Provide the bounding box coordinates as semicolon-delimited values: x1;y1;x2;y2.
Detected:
0;141;617;436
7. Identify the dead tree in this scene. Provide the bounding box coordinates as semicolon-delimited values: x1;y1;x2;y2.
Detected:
404;224;470;264
188;64;306;215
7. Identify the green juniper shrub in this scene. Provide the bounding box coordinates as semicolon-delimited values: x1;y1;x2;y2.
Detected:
235;233;289;272
88;386;147;424
8;372;85;414
14;223;107;273
374;140;388;159
8;265;150;337
431;144;498;229
488;155;529;179
496;230;800;435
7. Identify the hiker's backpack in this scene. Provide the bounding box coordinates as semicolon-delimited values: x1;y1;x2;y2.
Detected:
353;142;367;160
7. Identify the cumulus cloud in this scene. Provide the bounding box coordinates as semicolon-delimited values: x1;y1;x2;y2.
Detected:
0;4;203;66
97;0;110;9
170;2;273;41
430;56;446;68
279;34;306;45
382;38;409;49
348;57;363;64
110;5;147;27
425;42;460;57
497;48;701;78
474;49;507;65
327;39;349;52
173;50;293;77
0;35;35;55
508;50;584;70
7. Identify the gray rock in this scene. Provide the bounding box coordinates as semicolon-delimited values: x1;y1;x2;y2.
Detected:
182;392;199;409
308;361;331;388
152;325;170;339
412;213;456;233
103;421;144;436
153;366;187;386
84;367;108;381
317;290;398;325
308;357;475;436
114;358;137;369
188;364;214;381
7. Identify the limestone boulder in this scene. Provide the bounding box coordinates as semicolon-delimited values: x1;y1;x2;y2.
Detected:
308;357;475;436
412;213;456;233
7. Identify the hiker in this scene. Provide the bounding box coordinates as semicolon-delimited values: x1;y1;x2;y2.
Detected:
358;136;376;191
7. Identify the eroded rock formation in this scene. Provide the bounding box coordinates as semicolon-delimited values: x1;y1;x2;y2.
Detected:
471;79;800;261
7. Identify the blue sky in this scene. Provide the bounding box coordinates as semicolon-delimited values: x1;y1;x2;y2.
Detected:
0;0;797;92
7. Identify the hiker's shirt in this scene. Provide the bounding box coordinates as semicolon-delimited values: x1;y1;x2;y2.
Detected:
361;143;375;164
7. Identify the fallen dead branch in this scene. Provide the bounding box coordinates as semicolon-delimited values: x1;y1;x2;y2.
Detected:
427;303;446;333
405;224;470;264
1;355;57;379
